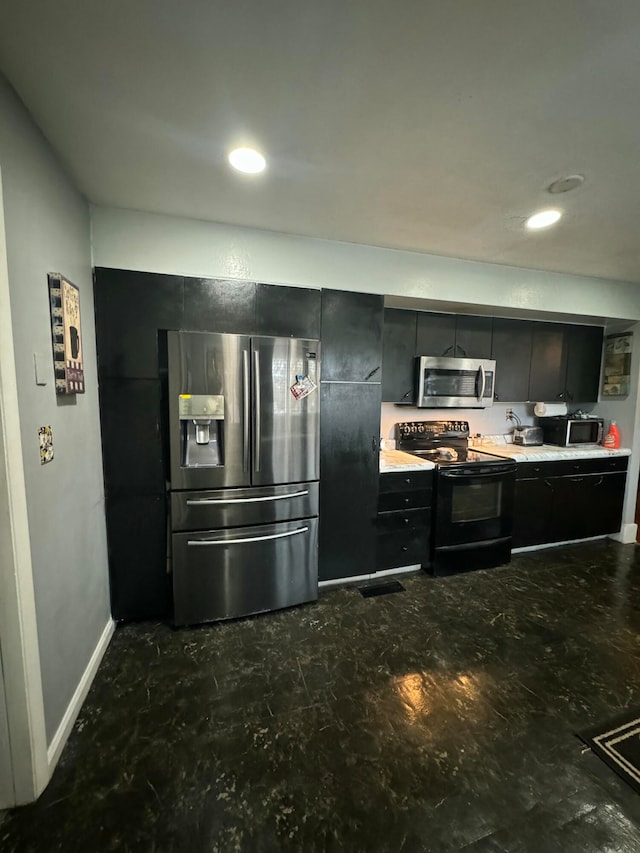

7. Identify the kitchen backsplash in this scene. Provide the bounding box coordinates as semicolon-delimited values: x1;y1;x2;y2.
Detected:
380;402;534;442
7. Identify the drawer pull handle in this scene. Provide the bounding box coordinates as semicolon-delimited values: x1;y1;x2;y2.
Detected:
188;526;308;546
403;518;409;524
404;478;411;484
404;497;410;504
187;490;309;506
401;546;408;552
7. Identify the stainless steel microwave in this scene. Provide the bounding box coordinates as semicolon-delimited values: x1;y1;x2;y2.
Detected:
415;356;496;408
537;416;604;447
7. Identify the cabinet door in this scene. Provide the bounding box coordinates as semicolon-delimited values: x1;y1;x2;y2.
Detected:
415;312;456;357
491;318;533;403
183;277;256;334
320;291;383;382
528;323;569;403
565;325;603;404
256;283;321;339
455;315;493;359
551;472;626;541
319;382;381;580
381;308;417;403
512;477;554;547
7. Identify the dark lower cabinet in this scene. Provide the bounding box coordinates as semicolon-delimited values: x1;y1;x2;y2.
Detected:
106;493;170;620
377;471;433;570
319;382;381;581
513;457;628;548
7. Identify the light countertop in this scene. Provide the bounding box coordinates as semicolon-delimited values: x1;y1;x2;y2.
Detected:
379;449;436;473
473;443;631;462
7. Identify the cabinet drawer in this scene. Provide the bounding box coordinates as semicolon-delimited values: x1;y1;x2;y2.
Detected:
378;489;432;512
516;455;628;480
377;508;431;532
376;528;430;570
379;471;434;494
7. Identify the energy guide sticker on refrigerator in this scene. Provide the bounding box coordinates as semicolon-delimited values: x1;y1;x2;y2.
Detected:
167;331;320;626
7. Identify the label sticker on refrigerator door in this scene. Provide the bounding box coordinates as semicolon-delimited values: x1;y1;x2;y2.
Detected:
290;375;317;400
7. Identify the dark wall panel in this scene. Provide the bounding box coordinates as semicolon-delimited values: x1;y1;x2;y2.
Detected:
99;379;166;496
94;268;184;379
106;493;170;620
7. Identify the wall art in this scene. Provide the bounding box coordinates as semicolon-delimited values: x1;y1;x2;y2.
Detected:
39;425;54;465
602;332;632;397
48;273;85;394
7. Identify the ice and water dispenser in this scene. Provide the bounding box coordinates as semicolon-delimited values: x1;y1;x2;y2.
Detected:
178;394;225;468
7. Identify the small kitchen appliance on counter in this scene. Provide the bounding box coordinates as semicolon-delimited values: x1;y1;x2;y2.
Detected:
512;426;544;446
537;414;604;447
395;420;516;576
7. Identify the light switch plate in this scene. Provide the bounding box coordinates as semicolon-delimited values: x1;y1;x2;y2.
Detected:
33;352;49;386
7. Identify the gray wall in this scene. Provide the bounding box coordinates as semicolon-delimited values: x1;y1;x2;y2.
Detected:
0;75;110;743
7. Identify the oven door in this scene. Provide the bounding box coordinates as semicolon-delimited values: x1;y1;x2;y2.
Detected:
434;464;516;575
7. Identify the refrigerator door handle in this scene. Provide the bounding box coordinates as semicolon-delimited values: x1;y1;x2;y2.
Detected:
186;490;309;506
253;348;261;472
242;348;250;472
187;526;309;546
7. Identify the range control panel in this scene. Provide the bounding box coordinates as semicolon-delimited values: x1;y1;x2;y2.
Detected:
395;420;470;440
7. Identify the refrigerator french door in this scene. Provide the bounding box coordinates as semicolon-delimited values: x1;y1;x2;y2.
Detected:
168;331;320;625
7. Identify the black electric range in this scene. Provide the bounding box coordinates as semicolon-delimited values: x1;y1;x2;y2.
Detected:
395;421;516;576
395;420;515;470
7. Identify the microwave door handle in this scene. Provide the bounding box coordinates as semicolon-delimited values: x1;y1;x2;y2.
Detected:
477;364;486;402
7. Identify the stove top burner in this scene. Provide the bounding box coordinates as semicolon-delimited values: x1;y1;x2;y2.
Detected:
395;420;516;469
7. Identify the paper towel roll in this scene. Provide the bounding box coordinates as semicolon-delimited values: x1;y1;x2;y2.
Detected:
534;402;568;417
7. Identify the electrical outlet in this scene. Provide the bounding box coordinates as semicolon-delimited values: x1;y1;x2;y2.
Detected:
505;408;513;420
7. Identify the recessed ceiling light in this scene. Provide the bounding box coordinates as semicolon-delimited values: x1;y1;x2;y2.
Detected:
547;174;584;194
228;147;266;174
525;209;562;230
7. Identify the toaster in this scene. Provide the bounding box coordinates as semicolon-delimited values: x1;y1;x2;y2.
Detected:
512;426;543;446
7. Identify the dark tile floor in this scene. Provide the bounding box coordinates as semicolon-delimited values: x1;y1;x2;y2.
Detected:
3;540;640;852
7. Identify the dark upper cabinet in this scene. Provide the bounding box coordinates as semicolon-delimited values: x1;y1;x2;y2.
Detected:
528;323;569;403
320;290;384;382
415;312;492;359
183;278;256;334
99;379;167;497
565;325;603;403
382;309;417;403
319;381;381;580
255;283;321;339
528;322;603;403
94;268;184;379
491;318;533;402
415;312;456;357
454;315;493;359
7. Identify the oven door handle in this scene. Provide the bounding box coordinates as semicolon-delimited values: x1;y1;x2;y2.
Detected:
440;468;513;479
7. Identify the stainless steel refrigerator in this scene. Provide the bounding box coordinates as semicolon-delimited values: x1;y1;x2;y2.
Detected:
167;331;320;625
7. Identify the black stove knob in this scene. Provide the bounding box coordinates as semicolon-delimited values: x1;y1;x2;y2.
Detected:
410;424;417;434
417;424;425;433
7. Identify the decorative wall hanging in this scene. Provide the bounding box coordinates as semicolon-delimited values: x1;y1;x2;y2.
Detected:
602;332;632;397
48;273;85;394
39;425;54;464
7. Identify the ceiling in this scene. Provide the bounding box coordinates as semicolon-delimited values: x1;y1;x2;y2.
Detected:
2;1;640;283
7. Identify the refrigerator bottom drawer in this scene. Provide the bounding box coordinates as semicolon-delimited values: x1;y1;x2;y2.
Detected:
172;517;318;626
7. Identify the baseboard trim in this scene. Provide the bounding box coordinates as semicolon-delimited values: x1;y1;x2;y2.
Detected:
319;564;421;590
609;523;638;545
47;618;115;770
